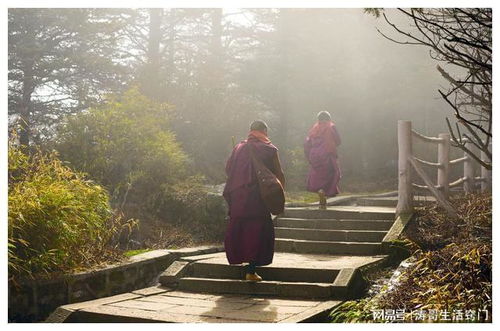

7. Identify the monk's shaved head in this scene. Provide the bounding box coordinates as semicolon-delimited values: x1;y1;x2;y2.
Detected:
317;111;331;121
250;120;268;132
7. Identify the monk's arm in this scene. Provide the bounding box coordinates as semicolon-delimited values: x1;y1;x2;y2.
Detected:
272;152;286;188
225;149;236;176
332;126;341;146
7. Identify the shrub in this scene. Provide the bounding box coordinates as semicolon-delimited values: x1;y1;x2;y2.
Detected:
8;143;114;280
56;87;188;201
284;147;309;191
54;88;218;237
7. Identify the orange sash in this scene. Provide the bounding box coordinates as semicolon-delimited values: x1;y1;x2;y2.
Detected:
248;130;271;144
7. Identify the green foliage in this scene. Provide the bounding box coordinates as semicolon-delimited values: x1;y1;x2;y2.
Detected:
284;147;309;191
8;143;113;280
8;8;130;145
55;88;213;231
57;89;184;205
329;299;374;323
164;177;226;242
286;191;318;204
123;249;152;257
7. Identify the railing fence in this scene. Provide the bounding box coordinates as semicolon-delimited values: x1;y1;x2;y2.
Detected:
396;120;491;216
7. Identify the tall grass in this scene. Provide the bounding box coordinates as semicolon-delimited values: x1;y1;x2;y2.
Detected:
8;143;124;281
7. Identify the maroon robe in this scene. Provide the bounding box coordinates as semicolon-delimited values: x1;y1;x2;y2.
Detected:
223;138;279;266
304;121;342;197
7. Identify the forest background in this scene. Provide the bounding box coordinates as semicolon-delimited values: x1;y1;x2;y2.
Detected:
7;7;485;279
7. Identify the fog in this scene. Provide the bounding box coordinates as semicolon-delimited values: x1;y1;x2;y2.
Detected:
9;8;465;192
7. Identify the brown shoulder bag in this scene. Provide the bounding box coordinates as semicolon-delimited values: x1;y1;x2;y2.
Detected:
248;143;285;215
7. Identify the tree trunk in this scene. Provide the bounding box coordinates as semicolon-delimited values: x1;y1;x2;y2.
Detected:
19;62;34;150
275;9;292;155
143;8;162;100
396;120;413;215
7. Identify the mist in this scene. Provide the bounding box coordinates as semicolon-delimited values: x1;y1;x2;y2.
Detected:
8;8;466;192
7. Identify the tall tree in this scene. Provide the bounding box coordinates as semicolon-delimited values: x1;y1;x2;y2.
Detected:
8;8;129;148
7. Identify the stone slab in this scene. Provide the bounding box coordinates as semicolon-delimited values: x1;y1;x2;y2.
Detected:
56;292;142;311
74;304;247;323
108;299;178;311
275;227;387;242
58;290;335;323
181;251;386;270
190;262;339;283
131;285;172;296
283;206;396;221
276;238;382;255
275;218;394;231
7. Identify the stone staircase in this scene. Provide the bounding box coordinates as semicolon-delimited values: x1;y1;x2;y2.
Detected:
157;201;397;302
356;195;436;208
50;193;427;322
275;206;395;256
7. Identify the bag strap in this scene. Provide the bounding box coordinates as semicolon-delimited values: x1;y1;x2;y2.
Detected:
248;142;266;170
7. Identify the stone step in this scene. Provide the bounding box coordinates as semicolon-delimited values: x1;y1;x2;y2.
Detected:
177;277;338;299
283;207;395;220
189;262;339;283
275;238;382;255
275;218;393;231
356;196;436;208
275;227;386;242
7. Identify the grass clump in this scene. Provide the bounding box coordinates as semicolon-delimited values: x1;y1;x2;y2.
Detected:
286;191;319;204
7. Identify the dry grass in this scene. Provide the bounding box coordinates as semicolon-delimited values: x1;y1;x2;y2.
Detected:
330;193;492;323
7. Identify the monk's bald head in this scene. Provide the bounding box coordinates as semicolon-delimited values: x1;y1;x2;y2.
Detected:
250;120;268;133
317;111;331;122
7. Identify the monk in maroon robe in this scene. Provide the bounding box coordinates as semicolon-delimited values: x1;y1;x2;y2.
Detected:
223;120;285;282
304;111;341;207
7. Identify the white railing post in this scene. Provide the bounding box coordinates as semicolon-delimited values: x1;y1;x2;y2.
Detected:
397;120;413;215
437;133;450;199
481;142;492;193
463;140;475;193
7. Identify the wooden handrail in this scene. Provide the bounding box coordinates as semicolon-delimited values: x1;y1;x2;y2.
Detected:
411;130;444;143
412;183;429;190
449;177;466;188
398;121;490;216
413;157;442;168
409;156;458;218
449;156;468;165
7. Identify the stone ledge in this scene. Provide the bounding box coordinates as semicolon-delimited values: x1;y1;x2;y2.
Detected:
381;213;414;265
159;261;192;285
10;245;224;322
382;213;413;243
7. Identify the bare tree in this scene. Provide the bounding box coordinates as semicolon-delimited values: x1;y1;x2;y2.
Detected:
369;8;492;169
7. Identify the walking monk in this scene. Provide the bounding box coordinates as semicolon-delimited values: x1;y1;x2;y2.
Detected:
304;111;342;209
223;120;285;282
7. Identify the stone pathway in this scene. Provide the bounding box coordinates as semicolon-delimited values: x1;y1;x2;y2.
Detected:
48;193;410;323
48;286;340;323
